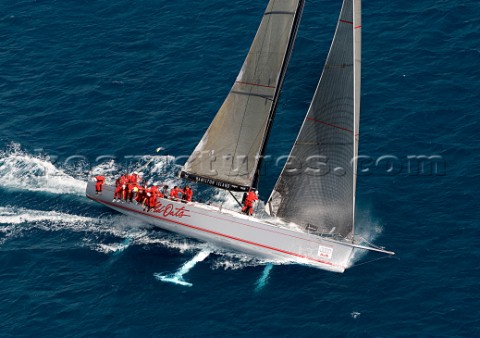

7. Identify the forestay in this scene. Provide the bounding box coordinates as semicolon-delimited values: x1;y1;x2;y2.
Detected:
267;0;361;238
181;0;305;192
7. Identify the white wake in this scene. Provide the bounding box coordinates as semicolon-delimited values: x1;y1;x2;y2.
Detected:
154;249;211;287
0;143;86;195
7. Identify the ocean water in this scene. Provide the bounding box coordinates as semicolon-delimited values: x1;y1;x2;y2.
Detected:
1;0;479;337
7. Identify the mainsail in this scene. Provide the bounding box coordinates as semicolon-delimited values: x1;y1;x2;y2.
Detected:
267;0;361;238
181;0;305;192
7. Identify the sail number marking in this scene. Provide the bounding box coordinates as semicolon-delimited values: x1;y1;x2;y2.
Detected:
318;245;333;259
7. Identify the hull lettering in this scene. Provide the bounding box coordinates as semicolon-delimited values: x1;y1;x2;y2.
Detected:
154;202;190;218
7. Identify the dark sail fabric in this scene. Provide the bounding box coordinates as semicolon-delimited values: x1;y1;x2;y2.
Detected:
181;0;304;192
267;0;361;238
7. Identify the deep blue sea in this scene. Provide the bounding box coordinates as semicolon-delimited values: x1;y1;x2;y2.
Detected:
1;0;479;336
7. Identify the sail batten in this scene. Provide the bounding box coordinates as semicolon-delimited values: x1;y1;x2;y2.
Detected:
181;0;305;192
267;0;361;239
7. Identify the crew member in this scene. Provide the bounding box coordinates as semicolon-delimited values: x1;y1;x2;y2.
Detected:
135;184;147;204
151;185;163;198
120;174;128;201
170;186;182;201
241;189;258;216
147;187;158;212
113;174;128;202
95;175;105;194
182;186;193;203
142;185;151;210
130;185;139;202
160;185;169;198
128;172;139;185
127;180;137;202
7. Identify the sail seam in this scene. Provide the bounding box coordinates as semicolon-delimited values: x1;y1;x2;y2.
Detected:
231;90;274;100
325;63;353;69
306;117;354;134
264;11;295;16
235;80;276;89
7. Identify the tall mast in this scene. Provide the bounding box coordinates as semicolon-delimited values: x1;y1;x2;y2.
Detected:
352;0;361;239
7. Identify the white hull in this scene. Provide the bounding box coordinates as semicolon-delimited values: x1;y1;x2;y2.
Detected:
86;181;355;272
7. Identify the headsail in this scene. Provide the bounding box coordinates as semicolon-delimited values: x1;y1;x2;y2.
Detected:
267;0;361;238
181;0;305;192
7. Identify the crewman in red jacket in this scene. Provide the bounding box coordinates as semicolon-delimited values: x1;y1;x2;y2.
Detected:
143;186;152;210
135;185;147;204
120;174;128;201
170;186;182;201
150;185;164;198
182;186;193;203
126;172;140;202
128;172;140;186
95;175;105;194
242;189;258;216
147;188;157;212
113;174;128;202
